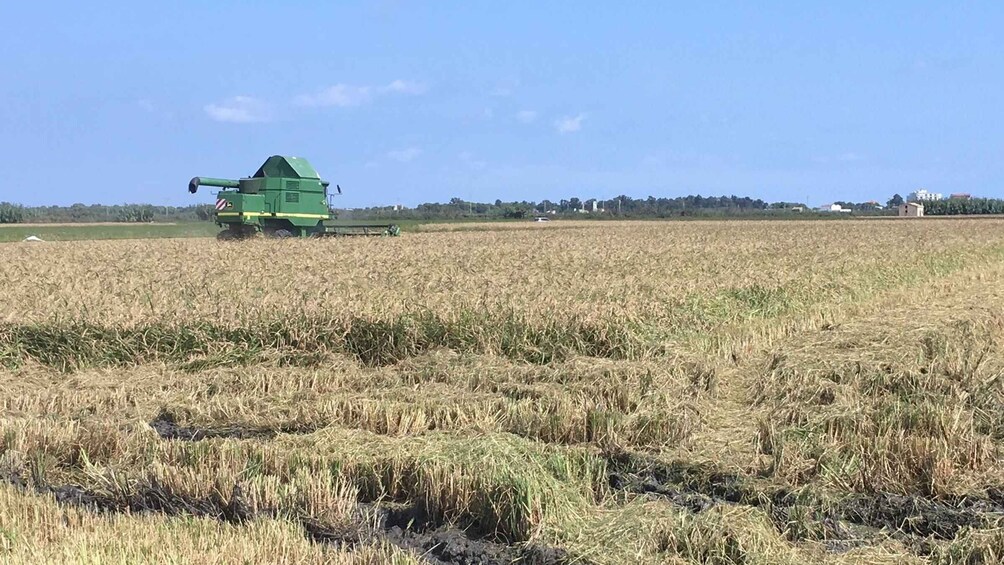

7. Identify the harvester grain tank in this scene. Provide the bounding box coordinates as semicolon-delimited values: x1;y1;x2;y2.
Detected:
189;155;400;240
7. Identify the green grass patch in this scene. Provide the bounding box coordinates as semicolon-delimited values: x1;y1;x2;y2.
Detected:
0;311;651;372
0;223;219;242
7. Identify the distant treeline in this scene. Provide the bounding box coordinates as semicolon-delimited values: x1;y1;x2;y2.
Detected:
346;194;1004;220
0;203;216;224
352;195;790;220
353;195;837;221
1;196;824;224
921;198;1004;216
4;193;1003;225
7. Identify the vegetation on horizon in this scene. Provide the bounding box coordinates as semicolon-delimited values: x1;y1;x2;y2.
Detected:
920;196;1004;215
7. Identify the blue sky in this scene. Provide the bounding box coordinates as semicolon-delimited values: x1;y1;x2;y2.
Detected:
1;1;1002;208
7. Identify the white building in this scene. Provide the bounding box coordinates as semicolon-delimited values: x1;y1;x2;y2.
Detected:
817;203;847;213
909;189;943;202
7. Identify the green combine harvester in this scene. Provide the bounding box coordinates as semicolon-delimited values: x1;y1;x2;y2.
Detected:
189;155;400;240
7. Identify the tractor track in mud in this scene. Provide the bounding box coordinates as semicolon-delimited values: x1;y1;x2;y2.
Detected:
0;470;579;565
148;418;281;441
604;450;1004;554
147;411;325;442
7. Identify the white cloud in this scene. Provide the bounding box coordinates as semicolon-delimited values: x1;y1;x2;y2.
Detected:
516;110;538;124
490;78;520;97
379;79;428;95
387;147;422;162
459;151;487;170
555;113;585;134
812;152;864;164
294;84;373;108
204;96;270;123
295;79;426;108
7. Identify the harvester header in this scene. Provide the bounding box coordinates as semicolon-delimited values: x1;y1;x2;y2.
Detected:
188;155;399;240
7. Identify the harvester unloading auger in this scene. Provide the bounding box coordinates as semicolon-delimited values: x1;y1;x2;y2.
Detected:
189;155;400;240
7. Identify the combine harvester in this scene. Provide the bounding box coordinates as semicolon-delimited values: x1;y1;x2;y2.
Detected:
189;155;400;240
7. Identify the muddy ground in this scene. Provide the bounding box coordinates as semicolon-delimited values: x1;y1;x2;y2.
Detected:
13;416;1002;562
2;469;578;565
605;449;1004;554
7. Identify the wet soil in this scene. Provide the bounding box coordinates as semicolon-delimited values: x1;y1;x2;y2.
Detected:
147;406;328;442
604;450;1004;552
377;503;575;565
148;418;279;441
832;492;999;540
4;473;578;565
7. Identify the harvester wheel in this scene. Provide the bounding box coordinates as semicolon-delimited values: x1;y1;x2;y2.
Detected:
272;229;294;239
217;230;237;241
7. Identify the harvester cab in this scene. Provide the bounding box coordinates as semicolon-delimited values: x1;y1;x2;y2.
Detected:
189;155;400;240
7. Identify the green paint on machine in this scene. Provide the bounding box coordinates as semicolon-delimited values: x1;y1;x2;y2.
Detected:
189;155;400;240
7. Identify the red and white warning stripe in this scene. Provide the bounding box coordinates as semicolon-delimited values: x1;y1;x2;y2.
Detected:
215;199;227;211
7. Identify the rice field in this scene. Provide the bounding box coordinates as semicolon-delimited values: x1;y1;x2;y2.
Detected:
2;218;1004;564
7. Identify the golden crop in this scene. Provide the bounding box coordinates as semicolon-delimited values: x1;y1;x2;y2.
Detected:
2;219;998;326
2;218;1004;564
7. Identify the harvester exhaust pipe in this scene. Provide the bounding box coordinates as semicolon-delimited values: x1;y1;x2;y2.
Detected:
189;177;240;194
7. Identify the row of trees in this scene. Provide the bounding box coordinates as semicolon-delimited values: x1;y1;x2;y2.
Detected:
0;203;25;224
5;193;1003;224
922;198;1004;216
115;205;157;223
356;193;1002;220
0;203;216;224
354;194;805;221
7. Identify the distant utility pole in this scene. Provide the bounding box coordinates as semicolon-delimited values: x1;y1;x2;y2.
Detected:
618;197;622;215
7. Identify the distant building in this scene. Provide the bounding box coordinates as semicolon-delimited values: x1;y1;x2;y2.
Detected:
816;203;852;213
909;189;943;202
898;202;924;217
950;193;972;200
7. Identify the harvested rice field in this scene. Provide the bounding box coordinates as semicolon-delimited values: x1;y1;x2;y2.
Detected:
3;218;1004;564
